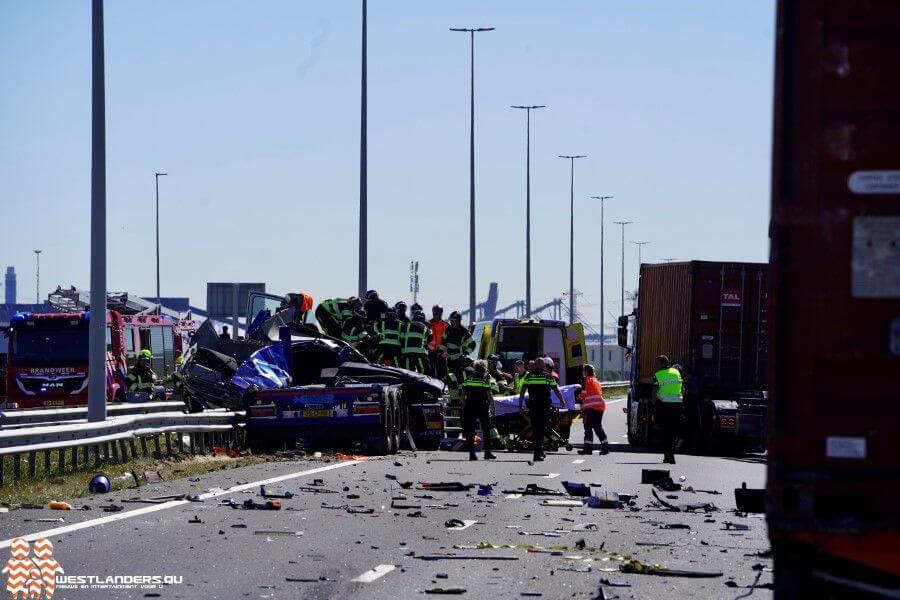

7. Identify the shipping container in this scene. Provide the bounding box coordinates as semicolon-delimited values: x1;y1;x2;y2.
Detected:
634;261;767;392
768;1;900;595
623;260;768;450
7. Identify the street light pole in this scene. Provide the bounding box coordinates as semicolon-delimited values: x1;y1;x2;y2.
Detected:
34;250;42;304
358;0;367;298
631;241;650;269
559;155;586;324
614;221;632;378
512;105;545;317
154;171;166;314
88;0;107;423
451;26;494;324
591;195;612;376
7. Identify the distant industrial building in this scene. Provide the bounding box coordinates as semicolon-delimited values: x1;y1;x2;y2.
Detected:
586;341;631;381
4;267;15;305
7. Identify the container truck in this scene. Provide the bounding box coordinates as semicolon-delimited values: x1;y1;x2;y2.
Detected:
619;261;768;452
767;1;900;595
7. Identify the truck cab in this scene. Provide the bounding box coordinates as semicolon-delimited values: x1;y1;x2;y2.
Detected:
471;319;587;388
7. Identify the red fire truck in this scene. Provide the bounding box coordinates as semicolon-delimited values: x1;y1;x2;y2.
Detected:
4;310;196;409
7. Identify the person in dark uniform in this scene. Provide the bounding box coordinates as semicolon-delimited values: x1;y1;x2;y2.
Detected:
400;309;432;373
460;359;498;461
340;308;369;348
487;354;514;394
372;309;404;366
363;290;389;326
126;349;159;394
393;301;409;323
441;311;475;387
518;357;565;461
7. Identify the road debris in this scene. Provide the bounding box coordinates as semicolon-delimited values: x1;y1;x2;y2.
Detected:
723;521;750;531
259;486;294;499
541;499;583;507
420;482;473;492
47;501;72;510
501;484;565;496
734;482;765;513
562;481;591;496
599;578;631;587
188;515;203;523
415;554;519;561
423;588;467;595
254;530;303;536
620;560;723;578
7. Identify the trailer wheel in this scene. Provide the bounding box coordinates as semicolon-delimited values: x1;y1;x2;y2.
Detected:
371;397;392;456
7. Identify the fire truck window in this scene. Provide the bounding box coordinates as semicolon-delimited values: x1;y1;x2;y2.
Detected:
124;326;135;354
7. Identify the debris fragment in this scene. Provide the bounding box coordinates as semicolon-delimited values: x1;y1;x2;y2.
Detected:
420;482;473;492
88;474;111;494
621;560;722;578
47;501;72;510
188;516;203;524
541;499;583;507
599;578;631;588
423;588;467;595
734;482;765;513
561;481;591;497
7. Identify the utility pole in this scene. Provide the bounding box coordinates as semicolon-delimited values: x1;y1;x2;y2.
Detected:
409;260;420;305
631;241;650;269
450;26;494;324
33;250;42;304
591;195;612;376
88;0;107;423
559;155;586;325
154;171;166;314
358;0;368;298
512;105;545;316
614;221;632;378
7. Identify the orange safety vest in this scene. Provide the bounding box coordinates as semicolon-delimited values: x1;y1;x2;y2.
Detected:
428;319;448;352
579;376;605;411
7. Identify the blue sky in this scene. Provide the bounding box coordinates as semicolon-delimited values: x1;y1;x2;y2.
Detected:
0;1;775;332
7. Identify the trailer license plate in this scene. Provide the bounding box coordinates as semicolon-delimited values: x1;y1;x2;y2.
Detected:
44;400;64;407
304;409;331;418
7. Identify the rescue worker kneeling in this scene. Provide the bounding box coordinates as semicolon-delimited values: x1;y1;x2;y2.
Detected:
460;359;498;461
126;349;159;396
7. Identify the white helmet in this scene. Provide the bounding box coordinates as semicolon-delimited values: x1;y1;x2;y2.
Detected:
542;357;555;368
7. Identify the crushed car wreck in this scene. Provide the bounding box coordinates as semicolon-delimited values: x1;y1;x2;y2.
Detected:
180;293;445;454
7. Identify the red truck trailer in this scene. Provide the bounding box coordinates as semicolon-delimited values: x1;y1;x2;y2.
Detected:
768;1;900;595
621;261;768;452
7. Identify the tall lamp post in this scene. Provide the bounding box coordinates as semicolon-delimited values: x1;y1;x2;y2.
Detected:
512;105;545;316
631;241;650;269
358;0;368;298
88;0;107;422
559;155;586;324
34;250;42;303
591;195;612;376
614;220;632;378
154;171;166;314
450;26;494;324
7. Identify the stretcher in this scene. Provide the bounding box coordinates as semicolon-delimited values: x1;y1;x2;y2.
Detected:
491;384;581;453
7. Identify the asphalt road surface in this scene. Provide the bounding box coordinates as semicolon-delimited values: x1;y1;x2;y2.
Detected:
1;401;771;599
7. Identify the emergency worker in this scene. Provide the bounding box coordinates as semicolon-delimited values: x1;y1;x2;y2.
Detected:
428;305;449;379
400;313;432;373
652;355;684;464
518;358;565;462
487;354;513;394
512;360;527;393
578;364;608;455
372;309;404;366
460;359;497;461
315;297;354;338
126;349;159;394
441;311;475;386
394;301;409;323
363;290;389;325
341;308;369;347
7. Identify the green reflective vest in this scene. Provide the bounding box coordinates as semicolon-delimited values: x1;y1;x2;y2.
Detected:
522;373;558;388
462;371;494;390
441;327;475;361
513;372;527;393
375;318;403;348
654;367;683;403
321;298;352;321
401;322;431;356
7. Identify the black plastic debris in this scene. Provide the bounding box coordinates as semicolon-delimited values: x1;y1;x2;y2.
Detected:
562;481;591;497
420;482;473;492
641;469;670;484
734;482;765;513
501;483;565;496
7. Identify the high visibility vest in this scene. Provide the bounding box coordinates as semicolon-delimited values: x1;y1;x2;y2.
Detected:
375;318;403;348
341;318;367;345
462;371;493;390
579;376;605;411
428;319;448;351
321;298;352;321
442;327;475;361
523;373;558;388
513;372;527;393
401;322;430;356
654;367;684;403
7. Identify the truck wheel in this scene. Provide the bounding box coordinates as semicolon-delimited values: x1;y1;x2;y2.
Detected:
388;393;400;455
371;399;392;456
774;542;814;599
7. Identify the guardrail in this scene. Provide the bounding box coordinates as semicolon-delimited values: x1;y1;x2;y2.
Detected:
0;401;186;429
0;411;244;486
602;381;630;390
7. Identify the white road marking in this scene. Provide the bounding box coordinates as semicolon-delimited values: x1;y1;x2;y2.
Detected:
447;519;478;531
0;460;363;549
351;564;396;583
546;473;560;479
506;494;523;499
572;459;585;464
